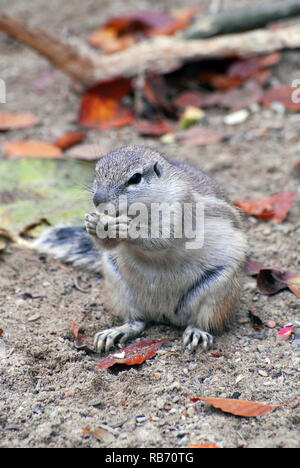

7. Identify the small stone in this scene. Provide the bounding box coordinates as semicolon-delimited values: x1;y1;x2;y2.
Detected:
224;109;249;125
27;313;41;322
258;370;268;377
186;406;195;417
267;321;277;329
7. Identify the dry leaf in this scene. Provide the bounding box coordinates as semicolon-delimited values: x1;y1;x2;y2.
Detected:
64;144;109;161
188;443;220;448
98;339;169;369
257;267;300;297
190;396;279;417
176;126;228;146
88;9;197;53
262;86;300;112
0;113;40;131
134;119;175;136
234;191;296;223
244;257;266;276
248;307;264;331
55;131;86;150
3;141;62;159
0;328;3;336
70;321;90;351
78;78;134;130
82;426;114;443
227;52;281;80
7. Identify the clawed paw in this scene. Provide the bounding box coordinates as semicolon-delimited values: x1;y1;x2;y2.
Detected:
182;325;213;352
85;212;99;237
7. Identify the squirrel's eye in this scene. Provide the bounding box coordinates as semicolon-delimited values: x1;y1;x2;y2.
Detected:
128;173;142;185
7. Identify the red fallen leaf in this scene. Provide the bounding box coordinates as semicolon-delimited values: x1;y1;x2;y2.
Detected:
248;307;264;331
190;396;280;417
262;86;300;112
134;119;175;136
78;78;135;130
217;80;263;110
188;443;220;448
3;141;62;159
70;321;89;350
98;339;169;369
143;73;175;114
244;257;266;276
174;91;214;110
0;328;3;336
153;7;199;36
228;52;281;80
278;326;294;341
201;74;245;91
176;126;228;146
55;131;86;150
174;81;263;111
65;144;110;161
0;113;40;131
88;9;197;53
257;267;300;298
234;191;296;223
210;349;222;358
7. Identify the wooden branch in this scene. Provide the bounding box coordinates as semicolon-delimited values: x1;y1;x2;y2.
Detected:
0;11;97;86
184;0;300;39
1;10;300;86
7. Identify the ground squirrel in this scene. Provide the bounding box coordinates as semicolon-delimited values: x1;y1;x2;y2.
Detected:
35;145;247;353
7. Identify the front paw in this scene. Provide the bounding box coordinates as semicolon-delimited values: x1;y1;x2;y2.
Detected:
85;212;99;237
96;214;130;240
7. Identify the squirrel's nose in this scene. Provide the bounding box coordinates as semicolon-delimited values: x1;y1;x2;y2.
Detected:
93;189;108;207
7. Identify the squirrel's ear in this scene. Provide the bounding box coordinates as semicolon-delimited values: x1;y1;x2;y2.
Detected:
154;162;161;177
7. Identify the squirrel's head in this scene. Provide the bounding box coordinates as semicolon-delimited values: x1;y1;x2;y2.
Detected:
92;145;179;212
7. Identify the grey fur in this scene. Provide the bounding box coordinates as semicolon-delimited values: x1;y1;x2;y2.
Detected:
35;145;248;353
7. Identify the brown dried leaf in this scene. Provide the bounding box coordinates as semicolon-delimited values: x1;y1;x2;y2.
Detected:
55;131;86;150
0;113;40;131
244;257;266;276
176;125;228;146
64;144;110;161
134;119;175;136
78;78;135;130
188;443;220;448
262;86;300;112
248;307;264;331
191;396;279;417
234;191;296;223
88;9;197;53
98;339;169;369
257;268;300;298
3;141;62;159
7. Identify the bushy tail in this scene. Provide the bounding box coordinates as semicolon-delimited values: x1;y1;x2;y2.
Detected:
33;226;102;274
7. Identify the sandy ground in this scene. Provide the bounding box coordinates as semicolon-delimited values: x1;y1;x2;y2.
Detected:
0;0;299;448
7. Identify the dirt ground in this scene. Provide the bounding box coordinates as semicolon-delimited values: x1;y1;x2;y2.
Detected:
0;0;300;449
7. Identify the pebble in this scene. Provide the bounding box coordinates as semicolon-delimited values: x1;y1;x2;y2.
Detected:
258;370;269;377
170;381;181;391
186;406;195;417
224;109;249;125
27;313;41;322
